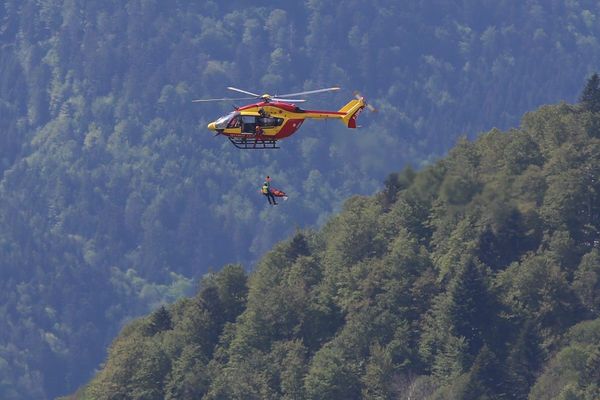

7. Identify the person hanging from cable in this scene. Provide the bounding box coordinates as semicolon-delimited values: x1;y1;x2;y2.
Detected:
261;176;277;205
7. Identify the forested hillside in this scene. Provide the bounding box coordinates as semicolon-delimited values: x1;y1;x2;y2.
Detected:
75;97;600;399
2;1;600;399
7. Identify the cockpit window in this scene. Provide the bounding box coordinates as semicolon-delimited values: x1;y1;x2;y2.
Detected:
214;111;240;129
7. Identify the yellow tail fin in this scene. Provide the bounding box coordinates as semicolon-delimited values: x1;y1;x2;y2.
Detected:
338;99;359;113
339;98;366;128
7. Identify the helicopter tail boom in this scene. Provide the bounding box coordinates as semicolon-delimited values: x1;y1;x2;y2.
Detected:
302;98;367;127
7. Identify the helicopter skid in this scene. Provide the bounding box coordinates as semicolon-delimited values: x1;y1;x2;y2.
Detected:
228;136;280;149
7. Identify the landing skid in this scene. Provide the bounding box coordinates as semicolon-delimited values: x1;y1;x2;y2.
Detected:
228;137;280;149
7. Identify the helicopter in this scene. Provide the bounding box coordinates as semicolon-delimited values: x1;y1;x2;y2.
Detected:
193;86;375;149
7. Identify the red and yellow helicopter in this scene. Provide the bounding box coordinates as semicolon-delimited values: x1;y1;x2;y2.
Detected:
193;86;375;149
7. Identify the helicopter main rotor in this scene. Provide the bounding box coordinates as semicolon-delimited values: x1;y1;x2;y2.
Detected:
193;86;341;104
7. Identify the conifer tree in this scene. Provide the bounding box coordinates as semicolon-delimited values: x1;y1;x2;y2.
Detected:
461;345;506;400
582;344;600;388
447;261;499;358
573;249;600;316
580;73;600;113
146;305;172;336
285;231;311;260
505;321;543;399
165;345;209;400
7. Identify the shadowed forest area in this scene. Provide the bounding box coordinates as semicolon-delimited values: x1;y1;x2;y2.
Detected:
2;1;600;398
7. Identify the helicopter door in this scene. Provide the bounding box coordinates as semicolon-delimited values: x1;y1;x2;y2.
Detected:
241;116;257;134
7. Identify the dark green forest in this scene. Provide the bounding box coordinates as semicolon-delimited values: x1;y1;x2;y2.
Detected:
2;1;600;399
73;98;600;399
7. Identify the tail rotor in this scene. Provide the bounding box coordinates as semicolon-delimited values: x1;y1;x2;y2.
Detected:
354;91;377;113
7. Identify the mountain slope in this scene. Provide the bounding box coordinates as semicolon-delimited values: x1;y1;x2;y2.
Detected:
75;100;600;399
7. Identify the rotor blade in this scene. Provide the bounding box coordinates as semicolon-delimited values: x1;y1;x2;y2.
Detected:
367;103;378;112
227;86;261;97
270;98;307;103
275;87;341;98
192;97;256;102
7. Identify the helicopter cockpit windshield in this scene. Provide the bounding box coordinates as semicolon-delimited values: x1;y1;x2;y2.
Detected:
214;111;241;129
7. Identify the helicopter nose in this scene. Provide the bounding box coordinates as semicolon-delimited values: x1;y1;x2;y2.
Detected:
207;122;216;130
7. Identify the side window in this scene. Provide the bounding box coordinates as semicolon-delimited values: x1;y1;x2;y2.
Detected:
258;117;283;127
